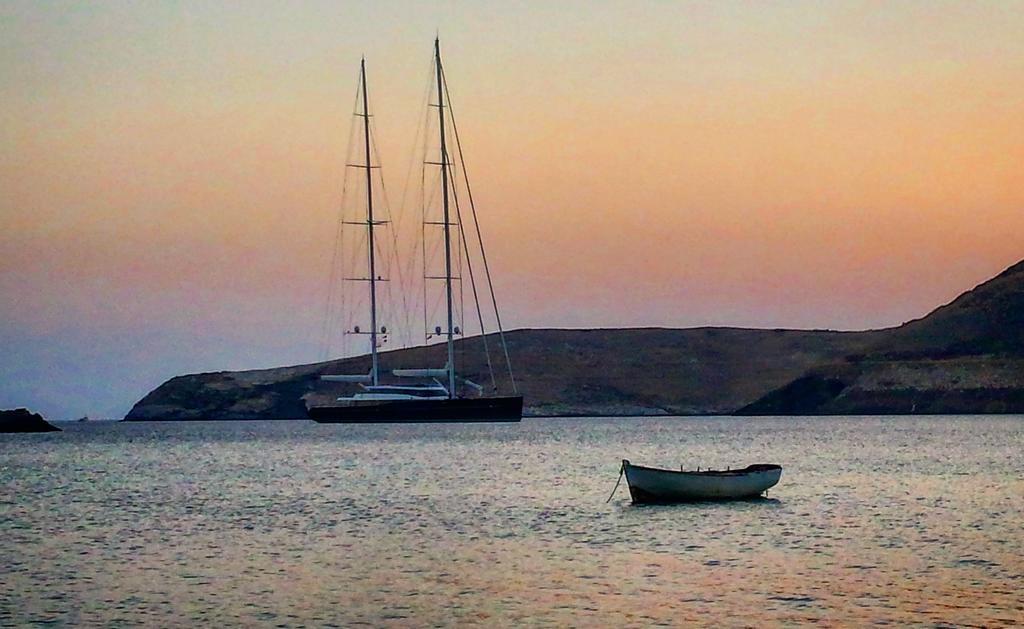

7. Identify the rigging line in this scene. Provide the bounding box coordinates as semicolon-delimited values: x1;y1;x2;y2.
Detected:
368;107;415;350
338;70;367;359
388;56;436;350
418;170;443;275
341;226;371;335
320;194;345;361
342;229;371;354
441;114;466;386
420;51;437;346
420;128;429;347
423;230;445;270
413;165;442;319
456;169;465;346
325;75;366;360
450;161;498;391
420;143;447;342
440;64;517;392
445;149;475;381
339;75;369;360
455;171;465;382
377;169;412;349
320;70;364;361
363;89;395;342
320;225;342;360
339;181;373;361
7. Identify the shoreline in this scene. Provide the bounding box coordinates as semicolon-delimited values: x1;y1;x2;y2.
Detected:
115;410;1024;422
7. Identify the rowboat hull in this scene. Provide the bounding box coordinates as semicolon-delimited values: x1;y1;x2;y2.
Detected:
307;396;523;423
622;460;782;504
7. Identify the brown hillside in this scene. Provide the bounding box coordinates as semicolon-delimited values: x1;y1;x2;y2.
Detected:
739;259;1024;415
871;259;1024;359
127;258;1024;419
126;327;878;419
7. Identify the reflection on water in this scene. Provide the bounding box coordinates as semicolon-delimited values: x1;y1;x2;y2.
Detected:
2;416;1023;625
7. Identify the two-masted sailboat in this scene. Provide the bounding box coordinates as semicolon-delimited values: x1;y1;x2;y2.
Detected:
307;40;522;423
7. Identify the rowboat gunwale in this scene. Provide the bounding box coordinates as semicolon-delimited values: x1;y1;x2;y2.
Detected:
623;461;782;477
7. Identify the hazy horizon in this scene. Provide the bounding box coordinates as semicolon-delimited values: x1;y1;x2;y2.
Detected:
3;1;1023;418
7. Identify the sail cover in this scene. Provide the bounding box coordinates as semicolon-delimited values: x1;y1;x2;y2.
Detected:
392;368;448;378
321;373;373;383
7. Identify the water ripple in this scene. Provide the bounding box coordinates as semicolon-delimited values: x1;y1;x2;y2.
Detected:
2;415;1023;626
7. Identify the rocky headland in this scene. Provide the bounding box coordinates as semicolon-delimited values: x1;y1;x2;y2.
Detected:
1;408;62;432
738;259;1024;415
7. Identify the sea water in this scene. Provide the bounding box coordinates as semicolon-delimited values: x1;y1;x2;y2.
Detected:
2;416;1022;626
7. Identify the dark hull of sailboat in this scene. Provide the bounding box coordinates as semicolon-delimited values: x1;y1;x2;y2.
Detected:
308;396;523;423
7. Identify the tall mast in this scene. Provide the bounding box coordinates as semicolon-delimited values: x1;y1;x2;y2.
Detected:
434;38;456;399
360;58;380;386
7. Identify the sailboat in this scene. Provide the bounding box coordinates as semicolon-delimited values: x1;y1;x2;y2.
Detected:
307;40;523;423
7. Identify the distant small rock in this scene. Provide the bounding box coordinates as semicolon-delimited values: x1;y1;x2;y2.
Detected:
0;408;61;433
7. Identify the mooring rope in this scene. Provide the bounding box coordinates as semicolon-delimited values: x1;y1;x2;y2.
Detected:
606;462;625;503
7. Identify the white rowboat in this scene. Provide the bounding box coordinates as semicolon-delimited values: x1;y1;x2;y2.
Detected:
621;459;782;504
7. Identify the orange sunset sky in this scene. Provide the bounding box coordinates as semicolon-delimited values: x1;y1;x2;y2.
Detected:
2;1;1023;417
